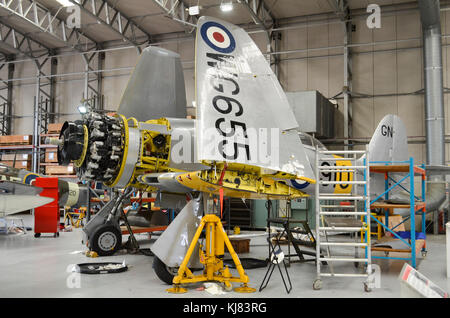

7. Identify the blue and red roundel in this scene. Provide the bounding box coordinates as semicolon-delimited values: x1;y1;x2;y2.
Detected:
200;21;236;54
291;179;310;190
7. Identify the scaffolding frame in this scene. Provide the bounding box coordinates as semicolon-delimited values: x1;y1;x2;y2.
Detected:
314;147;372;291
369;158;427;269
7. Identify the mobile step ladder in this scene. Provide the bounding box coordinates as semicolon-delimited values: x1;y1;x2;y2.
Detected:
313;147;373;292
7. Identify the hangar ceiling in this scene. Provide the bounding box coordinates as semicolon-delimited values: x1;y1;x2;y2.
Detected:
0;0;442;60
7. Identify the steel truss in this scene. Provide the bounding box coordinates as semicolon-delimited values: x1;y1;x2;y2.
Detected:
0;0;97;51
329;0;353;151
151;0;197;31
68;0;152;53
0;57;14;136
82;50;104;110
32;56;57;173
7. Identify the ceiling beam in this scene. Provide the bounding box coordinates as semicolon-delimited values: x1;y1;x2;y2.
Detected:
0;20;51;60
0;0;97;52
327;0;349;20
151;0;197;32
0;1;426;64
68;0;153;52
240;0;276;32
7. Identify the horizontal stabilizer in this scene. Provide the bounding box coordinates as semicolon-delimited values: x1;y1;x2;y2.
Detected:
0;180;42;196
0;195;54;216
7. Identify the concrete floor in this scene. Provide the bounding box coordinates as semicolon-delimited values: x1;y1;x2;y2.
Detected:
0;213;448;298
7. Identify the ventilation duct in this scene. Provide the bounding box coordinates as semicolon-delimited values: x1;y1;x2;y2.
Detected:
418;0;446;218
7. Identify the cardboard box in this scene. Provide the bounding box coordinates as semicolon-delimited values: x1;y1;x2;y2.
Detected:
381;215;406;232
0;160;31;170
45;165;74;175
45;149;58;163
1;153;30;161
229;238;250;254
0;135;32;145
47;123;64;134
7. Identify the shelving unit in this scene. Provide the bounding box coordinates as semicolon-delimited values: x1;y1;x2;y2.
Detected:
0;141;33;172
369;158;427;269
0;125;78;181
228;198;252;228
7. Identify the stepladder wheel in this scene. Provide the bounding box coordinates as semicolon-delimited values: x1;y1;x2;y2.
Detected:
313;279;322;290
421;250;427;258
364;282;372;293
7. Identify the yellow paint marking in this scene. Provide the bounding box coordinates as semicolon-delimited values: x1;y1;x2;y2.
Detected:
333;155;353;194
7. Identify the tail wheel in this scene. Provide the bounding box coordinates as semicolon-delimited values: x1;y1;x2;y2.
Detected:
90;225;122;256
153;257;180;285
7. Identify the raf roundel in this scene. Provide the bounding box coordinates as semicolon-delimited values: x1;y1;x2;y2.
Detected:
200;21;236;54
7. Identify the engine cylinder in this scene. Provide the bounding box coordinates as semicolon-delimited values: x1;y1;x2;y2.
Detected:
58;112;125;183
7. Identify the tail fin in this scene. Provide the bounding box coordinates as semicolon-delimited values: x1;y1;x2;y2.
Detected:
368;114;408;163
194;16;314;181
117;46;187;121
364;114;410;205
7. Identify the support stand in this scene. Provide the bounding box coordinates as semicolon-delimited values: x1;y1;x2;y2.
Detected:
166;213;256;294
259;233;292;293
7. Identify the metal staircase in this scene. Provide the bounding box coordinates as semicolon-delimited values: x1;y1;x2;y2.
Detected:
313;147;373;292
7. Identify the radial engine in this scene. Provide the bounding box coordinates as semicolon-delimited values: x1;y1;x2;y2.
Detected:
56;111;196;189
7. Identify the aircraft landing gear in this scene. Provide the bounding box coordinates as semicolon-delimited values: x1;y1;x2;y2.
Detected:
90;224;122;256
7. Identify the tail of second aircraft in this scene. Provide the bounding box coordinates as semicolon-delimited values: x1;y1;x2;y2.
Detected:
367;114;409;164
356;114;410;203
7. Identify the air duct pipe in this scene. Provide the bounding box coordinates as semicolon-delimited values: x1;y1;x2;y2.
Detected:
418;0;446;217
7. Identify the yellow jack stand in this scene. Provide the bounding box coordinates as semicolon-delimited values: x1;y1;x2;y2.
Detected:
166;214;256;294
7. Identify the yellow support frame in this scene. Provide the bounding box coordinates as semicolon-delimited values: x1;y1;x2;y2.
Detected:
167;214;256;294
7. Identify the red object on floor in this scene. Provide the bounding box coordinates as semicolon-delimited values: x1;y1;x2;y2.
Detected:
34;178;60;237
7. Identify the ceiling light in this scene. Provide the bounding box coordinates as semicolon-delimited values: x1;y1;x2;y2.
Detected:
77;104;88;114
220;1;233;12
55;0;74;7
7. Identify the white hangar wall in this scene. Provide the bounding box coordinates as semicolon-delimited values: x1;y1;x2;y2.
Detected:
277;9;450;166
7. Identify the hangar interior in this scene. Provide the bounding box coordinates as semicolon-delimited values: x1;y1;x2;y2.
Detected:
1;0;450;299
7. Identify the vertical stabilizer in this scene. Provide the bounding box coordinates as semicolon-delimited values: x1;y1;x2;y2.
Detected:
368;114;409;163
117;47;187;121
